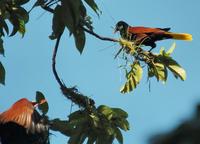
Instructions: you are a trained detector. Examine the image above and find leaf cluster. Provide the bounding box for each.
[119,41,186,94]
[50,105,129,144]
[50,0,101,53]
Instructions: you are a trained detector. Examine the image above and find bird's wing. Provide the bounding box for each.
[0,100,34,129]
[128,26,165,34]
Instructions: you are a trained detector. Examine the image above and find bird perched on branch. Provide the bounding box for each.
[0,98,49,144]
[114,21,192,50]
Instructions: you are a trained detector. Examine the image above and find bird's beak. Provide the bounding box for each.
[39,99,47,105]
[114,27,118,34]
[32,99,47,107]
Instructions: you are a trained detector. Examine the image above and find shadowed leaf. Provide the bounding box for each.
[0,62,5,85]
[84,0,101,16]
[0,38,4,56]
[73,29,86,54]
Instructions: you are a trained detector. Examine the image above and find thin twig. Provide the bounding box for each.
[41,5,54,13]
[81,26,119,42]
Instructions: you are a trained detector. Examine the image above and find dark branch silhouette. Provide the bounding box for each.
[52,33,95,109]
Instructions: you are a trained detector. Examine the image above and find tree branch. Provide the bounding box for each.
[52,34,63,87]
[52,33,95,109]
[41,5,54,13]
[81,26,119,42]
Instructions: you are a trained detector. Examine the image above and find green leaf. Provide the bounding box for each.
[9,16,19,37]
[120,61,143,93]
[68,0,81,26]
[68,125,86,144]
[36,91,49,115]
[153,62,168,82]
[50,119,73,136]
[0,17,9,35]
[68,110,84,121]
[73,29,86,54]
[50,5,65,39]
[131,62,143,83]
[87,134,97,144]
[111,108,128,119]
[14,0,30,5]
[97,105,113,120]
[18,19,25,37]
[61,0,75,33]
[68,110,88,126]
[115,119,130,131]
[114,127,123,144]
[166,42,176,56]
[167,60,186,80]
[14,7,29,23]
[0,38,4,56]
[84,0,101,16]
[0,62,5,85]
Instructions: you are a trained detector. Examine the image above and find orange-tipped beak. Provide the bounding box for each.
[39,99,47,105]
[33,99,47,107]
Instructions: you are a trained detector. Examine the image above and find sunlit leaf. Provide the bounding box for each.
[18,19,25,37]
[97,105,113,120]
[167,60,186,80]
[166,42,176,56]
[153,62,167,82]
[111,108,128,119]
[0,62,5,85]
[36,91,49,115]
[120,61,143,93]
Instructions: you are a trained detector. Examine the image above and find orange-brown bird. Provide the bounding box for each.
[0,98,49,144]
[114,21,192,49]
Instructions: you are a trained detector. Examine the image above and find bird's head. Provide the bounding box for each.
[114,21,129,34]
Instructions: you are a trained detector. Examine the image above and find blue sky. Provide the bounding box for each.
[1,0,200,144]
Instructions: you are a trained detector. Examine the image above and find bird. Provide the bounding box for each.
[0,98,49,144]
[114,21,192,50]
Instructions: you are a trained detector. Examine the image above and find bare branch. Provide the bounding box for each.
[81,26,119,42]
[52,33,95,109]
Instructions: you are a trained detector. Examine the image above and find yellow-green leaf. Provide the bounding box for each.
[166,42,176,56]
[154,62,167,82]
[168,63,186,80]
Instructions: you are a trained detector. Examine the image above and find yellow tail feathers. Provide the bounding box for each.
[165,32,193,41]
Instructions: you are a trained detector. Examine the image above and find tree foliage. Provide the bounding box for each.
[0,0,188,143]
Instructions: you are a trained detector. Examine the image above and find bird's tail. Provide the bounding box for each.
[165,32,192,41]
